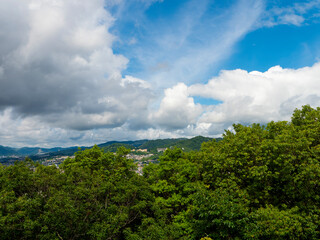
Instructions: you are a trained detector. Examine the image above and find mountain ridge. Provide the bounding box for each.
[0,136,219,161]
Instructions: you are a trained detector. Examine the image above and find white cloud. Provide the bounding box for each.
[259,0,320,27]
[0,0,153,132]
[278,14,304,26]
[151,83,202,130]
[0,0,156,146]
[188,62,320,133]
[120,75,151,89]
[2,61,320,147]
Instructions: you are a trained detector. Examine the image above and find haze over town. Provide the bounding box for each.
[1,0,320,147]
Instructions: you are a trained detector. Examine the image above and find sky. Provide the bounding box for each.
[1,0,320,147]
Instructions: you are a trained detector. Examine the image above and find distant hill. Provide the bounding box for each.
[98,140,148,149]
[0,136,218,163]
[28,147,84,161]
[0,145,84,159]
[169,136,214,151]
[98,138,186,153]
[100,143,135,153]
[138,138,185,150]
[16,147,66,156]
[0,146,17,156]
[99,136,216,153]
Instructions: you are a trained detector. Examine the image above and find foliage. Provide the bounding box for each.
[0,146,152,239]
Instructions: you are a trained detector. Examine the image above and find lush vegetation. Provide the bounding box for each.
[1,105,320,239]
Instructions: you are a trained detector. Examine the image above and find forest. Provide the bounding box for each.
[1,105,320,239]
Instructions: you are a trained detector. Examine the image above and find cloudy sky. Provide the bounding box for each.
[1,0,320,147]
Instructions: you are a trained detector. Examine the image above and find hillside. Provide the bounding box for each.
[138,138,186,150]
[98,139,148,149]
[0,136,216,164]
[0,146,17,156]
[99,136,215,153]
[169,136,215,151]
[0,146,77,157]
[100,143,135,153]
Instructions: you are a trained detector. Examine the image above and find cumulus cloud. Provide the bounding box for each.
[0,0,152,133]
[188,62,320,134]
[151,83,202,130]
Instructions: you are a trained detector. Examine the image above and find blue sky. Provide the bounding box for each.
[110,0,320,83]
[1,0,320,147]
[226,22,320,71]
